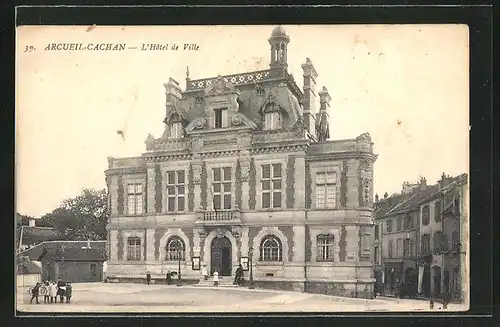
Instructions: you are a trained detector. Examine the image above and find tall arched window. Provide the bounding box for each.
[260,235,282,261]
[166,236,185,261]
[317,234,335,261]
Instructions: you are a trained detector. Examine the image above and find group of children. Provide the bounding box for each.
[29,279,72,304]
[201,264,244,287]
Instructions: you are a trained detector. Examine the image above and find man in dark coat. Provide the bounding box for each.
[166,271,172,285]
[146,272,151,285]
[65,282,73,303]
[234,264,244,286]
[57,279,66,303]
[30,282,41,304]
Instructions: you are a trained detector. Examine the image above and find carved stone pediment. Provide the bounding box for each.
[204,75,239,97]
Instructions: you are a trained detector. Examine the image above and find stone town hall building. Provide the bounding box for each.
[105,26,377,298]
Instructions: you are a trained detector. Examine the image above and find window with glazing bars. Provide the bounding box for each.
[213,167,232,210]
[260,235,282,261]
[317,234,335,261]
[127,237,141,261]
[261,164,282,208]
[316,172,337,208]
[166,236,185,261]
[167,170,185,212]
[127,184,143,215]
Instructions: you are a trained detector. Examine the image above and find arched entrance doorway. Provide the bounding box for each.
[211,236,232,276]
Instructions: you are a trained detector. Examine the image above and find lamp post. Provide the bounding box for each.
[177,248,182,282]
[248,245,254,289]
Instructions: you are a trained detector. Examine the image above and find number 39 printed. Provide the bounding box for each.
[24,45,35,52]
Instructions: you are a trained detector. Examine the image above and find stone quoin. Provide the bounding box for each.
[104,26,378,299]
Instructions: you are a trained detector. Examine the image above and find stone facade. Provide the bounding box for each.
[104,26,377,299]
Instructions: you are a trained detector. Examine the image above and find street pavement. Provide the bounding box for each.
[16,283,467,313]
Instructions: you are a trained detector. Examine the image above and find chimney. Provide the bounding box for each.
[315,86,331,142]
[28,218,36,227]
[420,176,427,188]
[375,193,379,203]
[301,58,318,137]
[163,78,182,121]
[384,192,389,199]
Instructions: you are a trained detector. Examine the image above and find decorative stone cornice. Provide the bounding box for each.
[250,143,309,155]
[200,150,240,158]
[306,151,377,162]
[105,167,147,176]
[143,153,192,162]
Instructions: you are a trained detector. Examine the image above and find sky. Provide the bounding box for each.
[16,25,469,217]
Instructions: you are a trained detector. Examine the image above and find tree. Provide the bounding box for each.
[41,188,109,241]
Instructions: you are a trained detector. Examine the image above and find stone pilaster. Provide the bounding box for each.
[294,154,305,209]
[345,226,360,261]
[240,227,249,258]
[292,226,305,262]
[240,151,251,211]
[146,228,155,262]
[147,164,155,214]
[193,228,201,258]
[154,164,162,213]
[110,230,118,262]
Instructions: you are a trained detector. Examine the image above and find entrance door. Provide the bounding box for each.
[211,236,232,276]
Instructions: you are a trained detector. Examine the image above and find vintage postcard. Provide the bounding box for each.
[16,24,469,314]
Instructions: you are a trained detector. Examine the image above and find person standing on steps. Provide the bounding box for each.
[213,270,219,287]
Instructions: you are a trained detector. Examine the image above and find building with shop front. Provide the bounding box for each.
[104,26,378,298]
[374,173,468,302]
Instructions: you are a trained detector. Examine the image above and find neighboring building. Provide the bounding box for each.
[375,173,468,303]
[37,240,107,283]
[418,173,468,302]
[17,256,41,287]
[105,26,378,298]
[16,218,60,253]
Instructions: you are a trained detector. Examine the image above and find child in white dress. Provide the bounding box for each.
[213,270,219,286]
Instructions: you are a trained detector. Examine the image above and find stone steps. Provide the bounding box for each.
[194,277,240,288]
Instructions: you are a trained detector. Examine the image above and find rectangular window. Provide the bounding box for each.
[90,264,96,277]
[454,196,460,214]
[317,234,335,261]
[316,172,337,208]
[374,246,380,264]
[214,108,229,128]
[127,237,141,261]
[387,219,393,233]
[169,122,183,139]
[421,234,431,255]
[422,205,430,225]
[433,231,442,254]
[127,184,143,215]
[375,225,379,240]
[403,238,412,258]
[264,112,282,130]
[397,238,403,258]
[397,216,402,231]
[167,170,185,212]
[261,164,282,209]
[451,231,460,251]
[434,200,441,222]
[213,167,232,210]
[388,240,394,258]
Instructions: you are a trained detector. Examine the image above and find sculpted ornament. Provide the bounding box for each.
[186,117,207,132]
[145,134,155,151]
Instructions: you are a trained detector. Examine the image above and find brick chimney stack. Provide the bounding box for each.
[384,192,389,199]
[301,58,318,138]
[375,193,379,203]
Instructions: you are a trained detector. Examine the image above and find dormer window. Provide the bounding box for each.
[169,122,183,139]
[214,107,229,128]
[264,112,282,130]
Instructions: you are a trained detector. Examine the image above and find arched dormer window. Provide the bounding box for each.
[259,235,282,261]
[168,113,184,139]
[166,236,185,261]
[263,102,282,130]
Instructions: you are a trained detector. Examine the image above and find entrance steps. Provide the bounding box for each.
[193,276,240,288]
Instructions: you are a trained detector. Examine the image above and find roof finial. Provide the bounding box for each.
[186,66,190,79]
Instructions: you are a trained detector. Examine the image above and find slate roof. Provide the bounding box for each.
[20,241,107,261]
[389,184,440,215]
[374,193,411,220]
[38,245,106,262]
[177,84,302,129]
[17,226,61,248]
